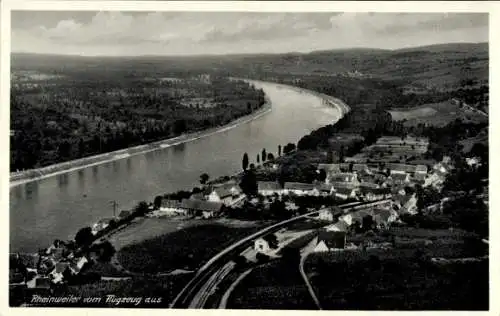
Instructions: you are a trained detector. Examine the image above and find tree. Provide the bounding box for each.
[263,234,279,249]
[362,215,374,232]
[75,227,94,247]
[318,169,327,182]
[134,201,149,216]
[262,148,267,162]
[256,154,260,164]
[283,143,296,154]
[200,173,210,185]
[240,169,258,196]
[242,152,249,171]
[153,195,163,210]
[267,153,275,161]
[278,145,282,156]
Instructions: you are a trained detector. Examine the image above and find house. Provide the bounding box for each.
[390,173,411,185]
[258,181,282,196]
[50,262,70,284]
[424,172,445,188]
[334,187,358,200]
[254,238,271,253]
[314,230,346,252]
[326,219,349,232]
[92,218,114,234]
[466,157,482,167]
[318,207,342,222]
[394,193,418,215]
[283,182,318,196]
[360,187,392,201]
[317,163,341,174]
[327,172,358,185]
[415,164,428,174]
[314,183,335,196]
[69,257,88,274]
[254,234,279,253]
[373,209,399,228]
[386,163,417,175]
[352,163,371,174]
[413,172,427,183]
[207,185,240,206]
[180,199,223,218]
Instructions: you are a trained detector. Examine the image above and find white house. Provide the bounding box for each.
[283,182,318,196]
[254,238,270,253]
[334,187,358,200]
[207,184,241,206]
[314,230,346,252]
[318,207,342,222]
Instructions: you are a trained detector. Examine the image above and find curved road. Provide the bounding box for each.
[170,200,377,309]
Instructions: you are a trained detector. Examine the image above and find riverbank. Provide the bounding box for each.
[10,102,272,188]
[241,78,351,116]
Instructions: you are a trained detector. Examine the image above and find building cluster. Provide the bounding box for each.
[9,240,91,292]
[151,182,245,219]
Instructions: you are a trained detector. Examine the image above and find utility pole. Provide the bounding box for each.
[110,200,118,218]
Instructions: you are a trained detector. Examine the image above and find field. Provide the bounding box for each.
[303,227,489,310]
[117,223,264,273]
[388,100,487,127]
[227,261,316,310]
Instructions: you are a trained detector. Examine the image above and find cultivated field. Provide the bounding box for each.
[388,100,487,127]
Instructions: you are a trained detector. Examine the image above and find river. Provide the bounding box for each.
[9,81,344,253]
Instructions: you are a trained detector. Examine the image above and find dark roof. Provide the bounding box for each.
[318,230,346,249]
[335,187,356,195]
[180,199,223,212]
[212,187,233,198]
[330,181,358,189]
[359,182,380,189]
[284,182,315,191]
[391,173,409,181]
[53,262,70,274]
[35,277,52,289]
[387,163,416,173]
[258,181,282,191]
[118,210,131,218]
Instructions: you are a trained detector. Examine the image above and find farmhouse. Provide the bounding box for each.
[258,181,283,196]
[314,230,346,252]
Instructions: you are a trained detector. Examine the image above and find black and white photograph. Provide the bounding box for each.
[4,1,493,311]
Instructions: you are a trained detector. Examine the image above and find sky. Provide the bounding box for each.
[11,11,489,56]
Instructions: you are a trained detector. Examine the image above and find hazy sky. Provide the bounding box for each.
[11,12,489,56]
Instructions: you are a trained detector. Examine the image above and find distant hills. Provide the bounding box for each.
[11,42,488,90]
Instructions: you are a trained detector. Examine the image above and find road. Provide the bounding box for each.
[170,199,384,309]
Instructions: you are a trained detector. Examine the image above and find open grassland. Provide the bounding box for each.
[388,100,487,127]
[227,261,316,310]
[117,223,265,274]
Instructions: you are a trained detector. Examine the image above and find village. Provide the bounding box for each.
[11,131,486,296]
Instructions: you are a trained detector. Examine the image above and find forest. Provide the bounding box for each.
[10,71,265,171]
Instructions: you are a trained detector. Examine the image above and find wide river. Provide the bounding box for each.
[10,81,343,253]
